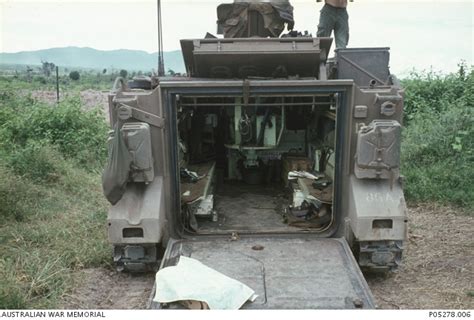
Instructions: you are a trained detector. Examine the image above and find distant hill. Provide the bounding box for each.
[0,47,185,73]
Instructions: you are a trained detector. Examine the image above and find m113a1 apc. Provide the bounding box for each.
[102,0,407,309]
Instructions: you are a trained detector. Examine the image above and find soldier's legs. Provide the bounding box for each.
[317,4,336,38]
[334,9,349,49]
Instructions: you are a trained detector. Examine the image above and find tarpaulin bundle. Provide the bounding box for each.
[102,123,132,205]
[217,1,294,38]
[153,256,258,309]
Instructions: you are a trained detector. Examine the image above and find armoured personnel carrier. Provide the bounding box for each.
[103,0,407,309]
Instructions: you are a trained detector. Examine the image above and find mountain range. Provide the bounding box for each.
[0,47,185,73]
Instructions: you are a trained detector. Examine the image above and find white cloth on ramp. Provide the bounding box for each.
[153,256,257,310]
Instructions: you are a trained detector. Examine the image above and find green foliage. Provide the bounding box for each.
[69,70,80,81]
[401,63,474,208]
[7,141,66,183]
[34,76,47,84]
[0,90,110,308]
[0,68,116,92]
[402,62,472,121]
[0,88,109,218]
[0,165,43,222]
[0,94,108,169]
[0,170,109,308]
[41,61,56,78]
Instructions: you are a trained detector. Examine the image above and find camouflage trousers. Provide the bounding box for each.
[317,4,349,49]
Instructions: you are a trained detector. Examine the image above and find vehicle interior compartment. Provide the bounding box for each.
[177,94,338,234]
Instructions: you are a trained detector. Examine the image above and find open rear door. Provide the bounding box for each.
[152,237,375,309]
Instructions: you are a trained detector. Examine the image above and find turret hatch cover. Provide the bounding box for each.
[180,37,333,78]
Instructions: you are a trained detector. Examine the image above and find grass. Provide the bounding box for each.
[400,63,474,209]
[0,170,110,308]
[0,90,110,308]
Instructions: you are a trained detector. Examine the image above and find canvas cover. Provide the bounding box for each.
[102,124,132,205]
[154,256,257,309]
[217,1,294,38]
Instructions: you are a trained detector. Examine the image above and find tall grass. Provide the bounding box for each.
[401,63,474,209]
[0,91,110,308]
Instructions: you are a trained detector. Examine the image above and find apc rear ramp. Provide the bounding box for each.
[152,237,375,309]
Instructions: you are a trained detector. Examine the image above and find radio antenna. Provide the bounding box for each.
[157,0,165,76]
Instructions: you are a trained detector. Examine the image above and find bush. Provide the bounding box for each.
[0,89,110,308]
[34,76,47,84]
[401,64,474,208]
[402,62,472,123]
[0,94,108,169]
[0,165,43,222]
[7,141,65,183]
[69,71,80,81]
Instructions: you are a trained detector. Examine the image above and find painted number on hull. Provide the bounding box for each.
[366,192,395,202]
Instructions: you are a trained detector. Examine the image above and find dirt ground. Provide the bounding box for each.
[61,205,473,310]
[60,269,154,309]
[368,204,473,309]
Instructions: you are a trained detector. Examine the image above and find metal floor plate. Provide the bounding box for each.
[198,183,301,233]
[156,237,375,309]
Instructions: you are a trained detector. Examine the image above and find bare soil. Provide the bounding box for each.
[61,205,473,310]
[60,269,154,309]
[368,204,473,309]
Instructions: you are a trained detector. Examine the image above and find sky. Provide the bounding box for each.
[0,0,473,75]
